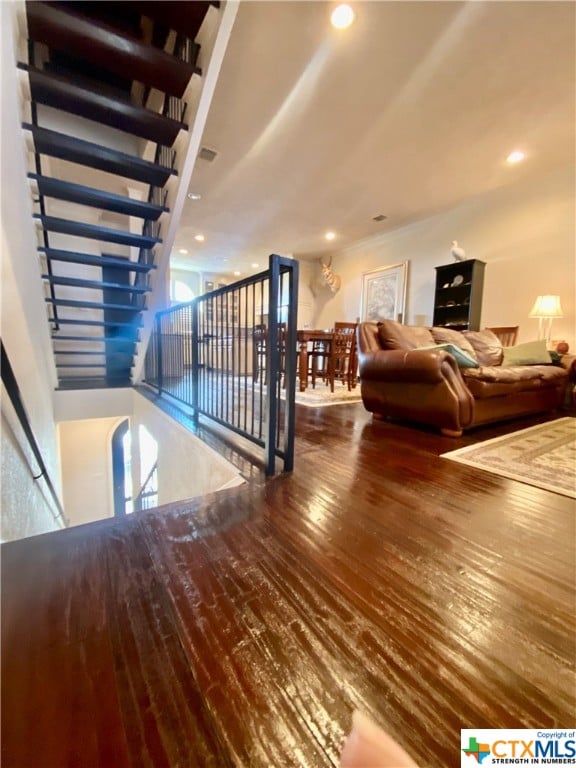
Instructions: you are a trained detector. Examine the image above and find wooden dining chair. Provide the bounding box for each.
[326,325,358,392]
[253,323,287,386]
[309,323,358,389]
[486,326,519,347]
[309,337,331,388]
[252,324,267,383]
[335,322,358,388]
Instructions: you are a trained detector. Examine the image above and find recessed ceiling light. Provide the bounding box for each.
[251,263,260,268]
[178,248,188,254]
[194,234,205,242]
[325,231,336,241]
[331,4,355,29]
[233,271,241,276]
[506,150,525,164]
[187,192,201,200]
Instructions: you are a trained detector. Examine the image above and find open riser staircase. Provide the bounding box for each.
[20,1,217,389]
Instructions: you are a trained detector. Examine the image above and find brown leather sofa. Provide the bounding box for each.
[357,320,569,436]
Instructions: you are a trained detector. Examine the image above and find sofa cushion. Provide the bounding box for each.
[430,327,477,359]
[418,343,479,368]
[501,339,552,366]
[462,363,567,398]
[377,319,435,350]
[464,329,503,366]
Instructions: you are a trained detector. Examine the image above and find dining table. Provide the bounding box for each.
[296,329,334,392]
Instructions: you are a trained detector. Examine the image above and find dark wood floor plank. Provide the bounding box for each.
[140,509,338,767]
[102,526,232,768]
[2,406,574,767]
[1,524,133,768]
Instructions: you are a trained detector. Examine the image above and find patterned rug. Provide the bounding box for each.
[442,417,576,498]
[228,377,363,408]
[292,383,363,408]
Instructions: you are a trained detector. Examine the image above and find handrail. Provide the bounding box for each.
[1,341,68,527]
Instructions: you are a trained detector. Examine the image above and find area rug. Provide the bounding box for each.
[231,377,363,408]
[441,417,576,498]
[291,384,363,408]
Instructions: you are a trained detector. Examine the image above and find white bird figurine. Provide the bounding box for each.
[451,240,466,261]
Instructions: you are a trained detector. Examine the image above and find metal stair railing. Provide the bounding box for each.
[142,254,298,476]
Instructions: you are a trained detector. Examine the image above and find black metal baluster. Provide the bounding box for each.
[156,314,163,394]
[191,299,199,425]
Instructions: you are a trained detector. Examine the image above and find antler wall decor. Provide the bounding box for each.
[319,255,341,294]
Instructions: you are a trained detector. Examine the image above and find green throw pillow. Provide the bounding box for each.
[501,340,552,366]
[418,343,479,368]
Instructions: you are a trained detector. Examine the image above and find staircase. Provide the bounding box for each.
[20,1,217,389]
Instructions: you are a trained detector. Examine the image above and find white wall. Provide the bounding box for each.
[56,392,244,528]
[1,411,63,541]
[58,417,124,527]
[314,165,575,345]
[53,388,134,422]
[170,267,202,299]
[131,392,244,505]
[295,260,317,329]
[1,2,63,541]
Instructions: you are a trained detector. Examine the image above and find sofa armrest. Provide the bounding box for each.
[359,348,461,383]
[560,353,576,376]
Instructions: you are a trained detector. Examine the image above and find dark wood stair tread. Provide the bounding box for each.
[34,214,161,249]
[21,64,187,147]
[53,349,134,356]
[48,318,143,329]
[42,274,150,293]
[26,2,197,99]
[56,378,132,389]
[24,123,176,187]
[46,297,145,312]
[30,176,167,221]
[109,1,213,44]
[51,336,138,349]
[39,248,157,273]
[55,362,132,368]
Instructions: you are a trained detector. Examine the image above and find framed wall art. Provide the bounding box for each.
[360,261,409,323]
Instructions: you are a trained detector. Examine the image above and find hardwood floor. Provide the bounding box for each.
[2,404,574,767]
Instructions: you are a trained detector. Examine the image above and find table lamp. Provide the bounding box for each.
[529,295,563,343]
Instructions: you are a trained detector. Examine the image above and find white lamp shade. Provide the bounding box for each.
[528,295,563,318]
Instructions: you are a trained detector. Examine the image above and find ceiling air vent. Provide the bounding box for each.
[198,146,218,162]
[372,214,387,222]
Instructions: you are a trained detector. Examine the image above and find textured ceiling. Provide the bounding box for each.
[168,1,574,276]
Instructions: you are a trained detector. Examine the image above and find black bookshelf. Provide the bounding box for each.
[433,259,485,331]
